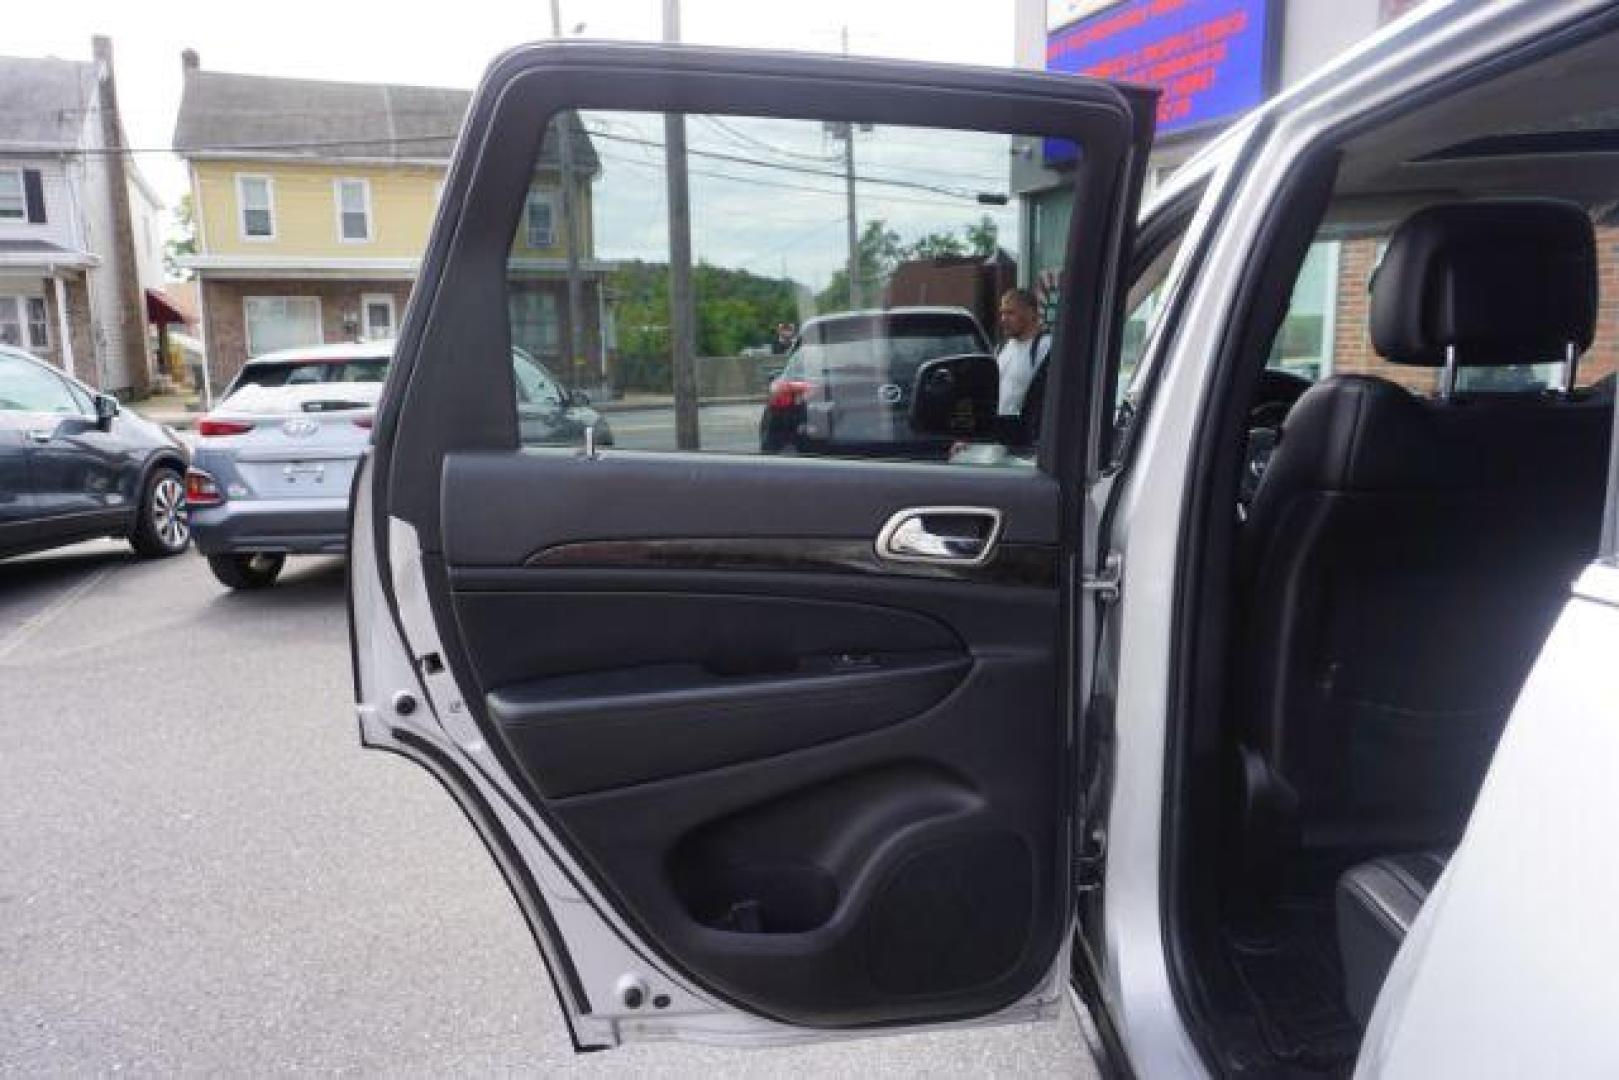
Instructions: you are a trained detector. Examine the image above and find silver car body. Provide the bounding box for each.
[189,343,384,557]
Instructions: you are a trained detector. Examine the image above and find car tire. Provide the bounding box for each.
[129,465,191,558]
[207,553,286,590]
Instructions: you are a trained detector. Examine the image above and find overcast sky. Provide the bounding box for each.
[10,0,1021,287]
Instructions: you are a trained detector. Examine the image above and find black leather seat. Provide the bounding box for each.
[1335,849,1451,1025]
[1237,201,1613,859]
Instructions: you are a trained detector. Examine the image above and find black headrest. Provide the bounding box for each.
[1370,200,1596,367]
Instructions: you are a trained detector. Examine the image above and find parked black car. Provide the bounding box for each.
[0,344,191,560]
[759,307,993,459]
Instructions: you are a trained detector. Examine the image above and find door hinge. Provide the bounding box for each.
[1082,552,1122,604]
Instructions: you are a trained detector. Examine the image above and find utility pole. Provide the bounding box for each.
[838,26,861,310]
[665,0,700,450]
[550,0,587,394]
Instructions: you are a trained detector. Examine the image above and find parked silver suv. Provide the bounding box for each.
[192,340,609,588]
[189,342,383,588]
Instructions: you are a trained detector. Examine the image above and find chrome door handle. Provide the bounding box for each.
[875,506,1003,566]
[26,429,53,443]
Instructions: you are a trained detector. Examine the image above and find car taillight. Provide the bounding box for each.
[196,417,254,437]
[767,378,815,410]
[352,415,374,430]
[185,468,225,507]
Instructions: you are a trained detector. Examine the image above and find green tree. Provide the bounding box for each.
[966,214,1000,258]
[610,260,798,392]
[164,194,197,280]
[817,219,904,310]
[905,231,968,261]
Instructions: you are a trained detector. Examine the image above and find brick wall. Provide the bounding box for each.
[1330,230,1619,391]
[199,279,413,391]
[36,275,96,388]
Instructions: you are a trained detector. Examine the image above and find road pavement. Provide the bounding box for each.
[607,402,764,453]
[0,540,1097,1076]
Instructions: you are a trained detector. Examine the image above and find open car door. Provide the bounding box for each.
[349,43,1153,1052]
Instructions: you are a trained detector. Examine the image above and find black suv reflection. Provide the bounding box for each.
[760,307,992,459]
[0,345,191,561]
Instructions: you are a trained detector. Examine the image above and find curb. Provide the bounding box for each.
[596,395,764,414]
[147,396,766,429]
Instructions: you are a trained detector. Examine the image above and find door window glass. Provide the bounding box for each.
[0,354,78,413]
[514,348,567,409]
[507,111,1089,461]
[25,297,48,349]
[1267,241,1338,382]
[362,295,395,340]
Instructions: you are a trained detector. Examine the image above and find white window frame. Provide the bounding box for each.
[0,168,25,221]
[236,174,276,241]
[0,165,23,220]
[242,295,323,357]
[360,293,396,341]
[0,295,49,350]
[525,188,559,249]
[334,177,374,243]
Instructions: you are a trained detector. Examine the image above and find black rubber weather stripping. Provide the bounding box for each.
[386,729,596,1032]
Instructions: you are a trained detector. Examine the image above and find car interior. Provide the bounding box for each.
[1163,26,1619,1076]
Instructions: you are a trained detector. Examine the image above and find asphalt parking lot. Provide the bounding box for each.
[0,540,1096,1076]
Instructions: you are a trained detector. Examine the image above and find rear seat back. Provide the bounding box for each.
[1239,200,1613,856]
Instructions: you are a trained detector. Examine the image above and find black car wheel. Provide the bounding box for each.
[129,466,191,557]
[207,553,286,590]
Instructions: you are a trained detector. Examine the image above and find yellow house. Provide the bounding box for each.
[172,50,609,392]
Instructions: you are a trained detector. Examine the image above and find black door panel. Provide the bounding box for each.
[449,588,965,688]
[441,451,1061,565]
[488,649,971,797]
[544,647,1062,1026]
[437,450,1068,1024]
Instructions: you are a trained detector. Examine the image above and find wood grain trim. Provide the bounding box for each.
[525,537,1059,588]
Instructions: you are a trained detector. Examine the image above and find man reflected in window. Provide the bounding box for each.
[995,288,1051,446]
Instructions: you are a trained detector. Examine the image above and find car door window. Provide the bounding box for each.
[0,354,79,414]
[508,111,1066,462]
[512,349,566,410]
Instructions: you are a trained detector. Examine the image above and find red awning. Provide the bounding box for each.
[145,287,192,326]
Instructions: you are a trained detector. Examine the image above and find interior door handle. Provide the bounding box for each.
[875,506,1003,566]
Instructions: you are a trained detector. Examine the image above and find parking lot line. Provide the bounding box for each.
[0,567,109,663]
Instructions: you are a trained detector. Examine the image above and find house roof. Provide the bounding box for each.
[172,68,599,171]
[0,238,98,269]
[0,56,95,149]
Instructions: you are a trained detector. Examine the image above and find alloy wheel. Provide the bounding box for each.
[152,474,190,550]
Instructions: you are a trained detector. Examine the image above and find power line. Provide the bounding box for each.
[698,116,838,164]
[694,114,1009,188]
[43,125,1011,204]
[586,126,1000,202]
[596,146,995,211]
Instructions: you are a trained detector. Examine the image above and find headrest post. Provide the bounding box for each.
[1562,341,1579,397]
[1440,344,1458,400]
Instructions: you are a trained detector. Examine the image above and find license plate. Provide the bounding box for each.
[283,461,329,484]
